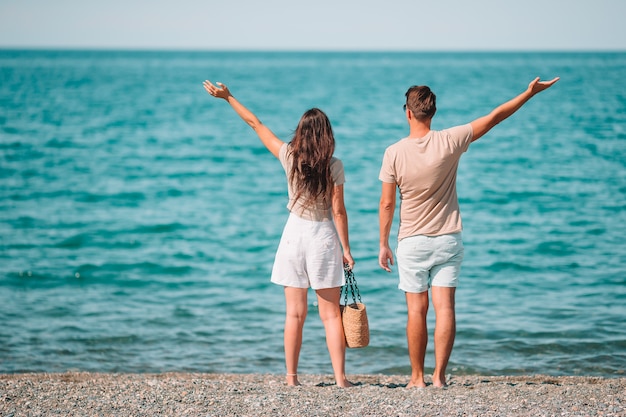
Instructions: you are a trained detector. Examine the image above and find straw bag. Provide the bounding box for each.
[340,265,370,348]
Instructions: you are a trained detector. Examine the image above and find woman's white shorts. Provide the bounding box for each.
[271,213,344,290]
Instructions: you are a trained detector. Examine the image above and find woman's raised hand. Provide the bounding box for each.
[203,80,231,100]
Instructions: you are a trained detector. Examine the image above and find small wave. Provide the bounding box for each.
[8,190,69,201]
[54,233,90,249]
[0,166,17,178]
[485,261,536,272]
[44,138,76,148]
[172,307,196,318]
[162,188,184,197]
[131,222,188,234]
[74,191,146,204]
[5,270,58,285]
[585,227,606,236]
[2,126,21,135]
[52,232,142,250]
[9,215,39,228]
[505,190,551,200]
[78,261,195,277]
[534,240,572,256]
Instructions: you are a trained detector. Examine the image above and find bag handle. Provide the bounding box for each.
[342,264,363,306]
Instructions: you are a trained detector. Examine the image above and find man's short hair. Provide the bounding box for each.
[405,86,437,121]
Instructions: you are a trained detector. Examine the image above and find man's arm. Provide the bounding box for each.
[379,181,397,272]
[470,77,559,142]
[203,80,284,158]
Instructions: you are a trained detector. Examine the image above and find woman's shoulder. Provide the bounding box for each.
[330,156,345,185]
[330,155,344,168]
[279,142,290,161]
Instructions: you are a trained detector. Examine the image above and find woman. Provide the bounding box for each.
[203,80,355,387]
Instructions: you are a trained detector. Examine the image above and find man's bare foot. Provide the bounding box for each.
[432,374,448,388]
[406,379,427,388]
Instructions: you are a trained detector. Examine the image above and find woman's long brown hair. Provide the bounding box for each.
[288,108,335,209]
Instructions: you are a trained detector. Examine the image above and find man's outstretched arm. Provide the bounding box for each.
[470,77,559,142]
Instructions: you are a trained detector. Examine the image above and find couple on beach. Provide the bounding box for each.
[203,76,559,388]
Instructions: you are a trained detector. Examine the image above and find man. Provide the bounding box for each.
[378,77,559,388]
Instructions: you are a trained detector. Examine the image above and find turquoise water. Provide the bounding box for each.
[1,50,625,377]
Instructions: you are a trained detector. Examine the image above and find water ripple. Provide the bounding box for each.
[1,50,625,377]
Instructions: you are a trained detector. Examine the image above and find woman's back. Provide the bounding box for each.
[279,143,344,221]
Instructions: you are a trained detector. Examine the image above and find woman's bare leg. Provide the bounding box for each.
[284,286,308,386]
[316,287,353,388]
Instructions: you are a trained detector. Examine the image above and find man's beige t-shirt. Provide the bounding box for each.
[379,124,473,240]
[279,143,345,222]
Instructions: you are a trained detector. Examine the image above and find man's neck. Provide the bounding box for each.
[408,120,431,139]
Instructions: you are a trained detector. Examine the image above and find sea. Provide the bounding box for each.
[1,50,625,378]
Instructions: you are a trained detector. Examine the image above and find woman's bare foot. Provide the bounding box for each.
[336,378,355,388]
[286,374,301,386]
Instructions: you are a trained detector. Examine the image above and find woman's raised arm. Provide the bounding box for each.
[203,80,284,158]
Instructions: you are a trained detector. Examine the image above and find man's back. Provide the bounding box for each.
[379,124,473,239]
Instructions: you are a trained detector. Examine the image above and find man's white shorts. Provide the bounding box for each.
[396,233,464,293]
[271,213,344,290]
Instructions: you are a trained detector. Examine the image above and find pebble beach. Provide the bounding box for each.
[1,373,624,416]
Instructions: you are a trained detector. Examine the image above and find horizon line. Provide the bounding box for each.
[1,46,625,54]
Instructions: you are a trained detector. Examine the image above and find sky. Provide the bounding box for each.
[0,0,625,51]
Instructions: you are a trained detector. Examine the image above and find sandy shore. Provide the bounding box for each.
[1,373,624,416]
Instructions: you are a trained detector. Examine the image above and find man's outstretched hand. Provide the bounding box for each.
[528,77,560,96]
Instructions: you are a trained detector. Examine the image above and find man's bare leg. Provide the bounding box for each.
[431,286,456,388]
[405,291,429,388]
